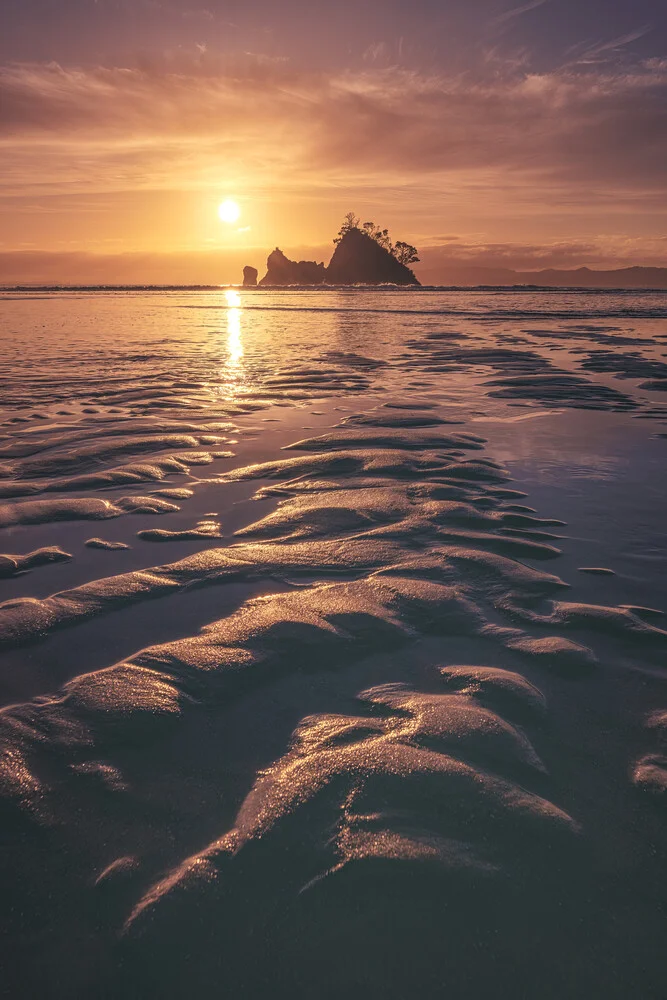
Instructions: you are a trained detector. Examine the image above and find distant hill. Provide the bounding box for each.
[414,264,667,288]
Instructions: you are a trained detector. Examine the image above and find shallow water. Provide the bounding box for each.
[1,288,667,998]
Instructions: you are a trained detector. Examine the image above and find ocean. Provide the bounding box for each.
[1,286,667,998]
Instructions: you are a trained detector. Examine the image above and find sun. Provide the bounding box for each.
[218,199,241,224]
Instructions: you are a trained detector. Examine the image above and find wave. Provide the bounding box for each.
[182,303,667,319]
[3,285,667,322]
[3,283,667,295]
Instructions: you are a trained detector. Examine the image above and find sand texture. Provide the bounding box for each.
[1,287,666,998]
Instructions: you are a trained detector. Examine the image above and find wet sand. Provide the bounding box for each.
[1,288,667,998]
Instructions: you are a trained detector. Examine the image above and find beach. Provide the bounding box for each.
[1,285,667,997]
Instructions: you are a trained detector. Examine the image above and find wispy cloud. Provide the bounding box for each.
[566,26,652,66]
[1,59,666,193]
[492,0,549,26]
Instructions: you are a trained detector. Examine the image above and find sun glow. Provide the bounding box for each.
[218,199,241,224]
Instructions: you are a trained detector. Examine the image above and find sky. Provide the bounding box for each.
[1,0,666,283]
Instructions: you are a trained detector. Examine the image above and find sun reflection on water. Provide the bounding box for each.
[221,288,245,396]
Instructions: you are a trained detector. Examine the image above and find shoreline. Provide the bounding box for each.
[4,283,667,293]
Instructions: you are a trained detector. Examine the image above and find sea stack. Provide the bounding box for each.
[242,265,258,286]
[259,248,327,286]
[257,222,421,286]
[327,227,419,285]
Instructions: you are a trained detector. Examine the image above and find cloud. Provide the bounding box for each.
[492,0,549,26]
[182,8,216,21]
[421,237,601,268]
[0,57,665,235]
[0,248,258,285]
[566,26,653,66]
[413,233,667,278]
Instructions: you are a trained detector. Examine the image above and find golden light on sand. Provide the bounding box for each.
[227,310,243,366]
[218,199,241,224]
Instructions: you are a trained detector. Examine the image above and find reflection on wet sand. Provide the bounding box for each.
[221,289,245,397]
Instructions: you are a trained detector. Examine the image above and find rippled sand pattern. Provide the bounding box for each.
[1,288,667,998]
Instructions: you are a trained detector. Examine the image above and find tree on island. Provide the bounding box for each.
[333,212,360,243]
[362,222,392,251]
[393,241,420,265]
[333,212,419,266]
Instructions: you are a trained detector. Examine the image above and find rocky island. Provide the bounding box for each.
[250,213,420,286]
[258,249,327,285]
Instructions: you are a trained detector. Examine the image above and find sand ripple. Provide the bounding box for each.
[1,291,666,998]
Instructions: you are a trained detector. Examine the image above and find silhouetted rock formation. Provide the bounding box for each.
[327,227,419,285]
[258,229,420,286]
[242,265,258,286]
[259,248,327,286]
